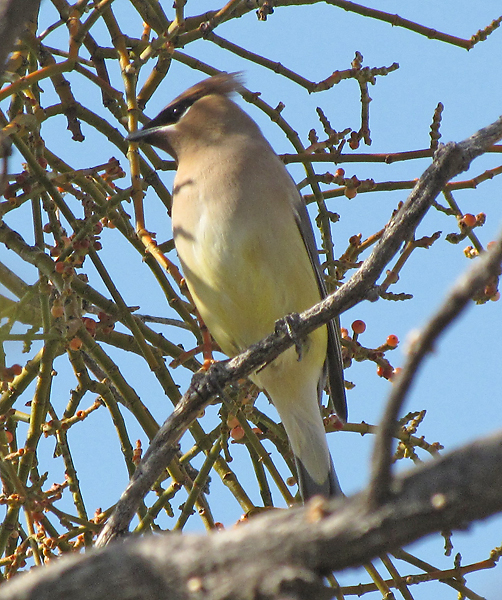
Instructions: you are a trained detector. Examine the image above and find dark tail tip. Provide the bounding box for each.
[295,456,342,502]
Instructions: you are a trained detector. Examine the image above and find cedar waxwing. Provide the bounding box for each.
[127,73,347,500]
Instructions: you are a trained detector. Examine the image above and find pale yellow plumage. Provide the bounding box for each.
[127,74,346,499]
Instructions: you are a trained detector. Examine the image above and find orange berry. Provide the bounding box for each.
[340,327,349,338]
[391,367,402,380]
[3,185,16,200]
[230,425,245,441]
[377,364,393,379]
[334,168,345,179]
[484,284,498,297]
[487,241,497,251]
[491,292,500,302]
[1,368,14,383]
[54,261,65,274]
[351,320,366,334]
[226,415,239,429]
[82,317,97,333]
[386,334,399,348]
[51,305,64,318]
[349,138,359,150]
[460,213,476,228]
[69,337,82,351]
[10,364,22,376]
[5,431,13,444]
[344,186,357,199]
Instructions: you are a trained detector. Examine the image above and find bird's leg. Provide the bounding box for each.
[275,312,306,361]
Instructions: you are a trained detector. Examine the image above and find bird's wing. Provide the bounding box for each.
[289,185,348,422]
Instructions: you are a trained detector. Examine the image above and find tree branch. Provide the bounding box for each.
[3,431,502,600]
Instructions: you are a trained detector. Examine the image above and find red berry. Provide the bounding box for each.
[51,304,64,318]
[386,334,399,348]
[461,213,476,228]
[69,337,82,351]
[3,186,16,200]
[10,364,22,376]
[226,415,239,429]
[230,426,245,441]
[54,261,65,274]
[1,368,15,383]
[377,364,393,380]
[351,320,366,334]
[485,284,498,297]
[82,318,97,333]
[391,367,402,380]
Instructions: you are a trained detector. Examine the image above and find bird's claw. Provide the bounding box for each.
[275,313,305,361]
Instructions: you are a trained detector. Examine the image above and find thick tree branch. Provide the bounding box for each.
[0,0,41,77]
[96,114,502,547]
[3,431,502,600]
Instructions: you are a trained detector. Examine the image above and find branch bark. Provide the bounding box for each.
[2,430,502,600]
[0,0,41,78]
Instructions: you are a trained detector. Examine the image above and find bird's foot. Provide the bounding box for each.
[275,312,305,361]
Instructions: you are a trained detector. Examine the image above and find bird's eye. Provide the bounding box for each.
[168,100,193,123]
[144,96,198,131]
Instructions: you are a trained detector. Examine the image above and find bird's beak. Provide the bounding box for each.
[126,125,159,143]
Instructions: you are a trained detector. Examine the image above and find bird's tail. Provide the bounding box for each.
[277,396,342,501]
[295,455,342,499]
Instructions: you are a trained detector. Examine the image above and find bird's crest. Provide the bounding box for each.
[141,72,244,131]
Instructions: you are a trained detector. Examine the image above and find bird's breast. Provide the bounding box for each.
[171,151,326,363]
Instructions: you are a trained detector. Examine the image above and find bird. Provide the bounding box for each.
[127,73,347,501]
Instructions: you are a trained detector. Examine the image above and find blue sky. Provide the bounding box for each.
[1,2,501,597]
